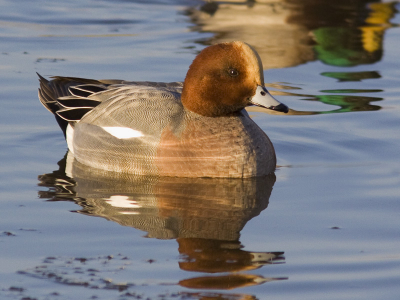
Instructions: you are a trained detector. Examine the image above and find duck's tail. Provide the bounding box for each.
[37,73,106,137]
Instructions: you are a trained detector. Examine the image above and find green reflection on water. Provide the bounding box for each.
[312,2,396,67]
[321,71,381,82]
[312,95,383,113]
[313,27,382,67]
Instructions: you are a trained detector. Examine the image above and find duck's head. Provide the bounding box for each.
[181,41,289,117]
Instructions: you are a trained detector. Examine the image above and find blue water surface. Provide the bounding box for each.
[1,1,400,299]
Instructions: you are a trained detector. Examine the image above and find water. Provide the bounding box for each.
[1,0,400,299]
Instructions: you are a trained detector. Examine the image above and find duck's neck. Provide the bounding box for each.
[181,80,246,117]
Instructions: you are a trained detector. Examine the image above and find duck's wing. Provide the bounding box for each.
[70,87,185,174]
[37,73,183,136]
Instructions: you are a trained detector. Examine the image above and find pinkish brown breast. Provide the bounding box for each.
[156,111,276,178]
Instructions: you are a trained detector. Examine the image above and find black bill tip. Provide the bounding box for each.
[271,103,289,113]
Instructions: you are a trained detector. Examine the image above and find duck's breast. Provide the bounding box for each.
[156,110,276,178]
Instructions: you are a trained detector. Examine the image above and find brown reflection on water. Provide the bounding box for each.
[178,238,282,273]
[185,0,396,68]
[181,291,258,300]
[180,273,286,290]
[38,154,286,291]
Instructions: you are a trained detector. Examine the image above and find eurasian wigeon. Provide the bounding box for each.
[38,41,288,178]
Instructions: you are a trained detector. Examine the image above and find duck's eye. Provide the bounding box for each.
[228,68,239,77]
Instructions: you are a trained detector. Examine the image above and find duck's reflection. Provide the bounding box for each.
[186,0,397,68]
[38,154,286,291]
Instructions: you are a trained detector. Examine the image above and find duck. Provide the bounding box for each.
[38,41,288,178]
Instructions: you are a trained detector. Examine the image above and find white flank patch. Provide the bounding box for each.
[65,151,75,178]
[250,252,277,262]
[66,124,75,154]
[102,126,144,139]
[120,211,140,215]
[103,195,142,208]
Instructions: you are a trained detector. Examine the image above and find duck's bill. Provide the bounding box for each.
[250,86,289,113]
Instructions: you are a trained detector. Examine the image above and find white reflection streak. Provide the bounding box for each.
[103,195,141,208]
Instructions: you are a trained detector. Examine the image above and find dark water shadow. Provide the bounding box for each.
[37,153,286,293]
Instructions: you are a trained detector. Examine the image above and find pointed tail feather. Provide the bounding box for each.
[37,73,106,137]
